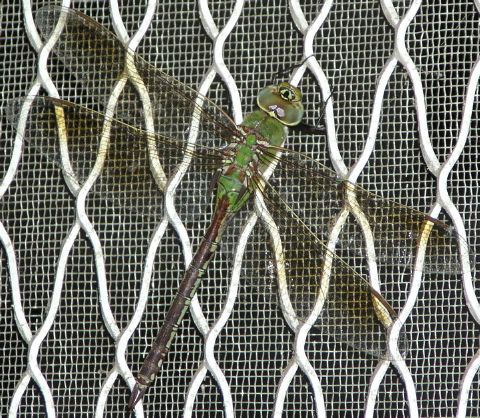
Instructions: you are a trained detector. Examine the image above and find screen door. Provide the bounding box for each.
[1,1,479,416]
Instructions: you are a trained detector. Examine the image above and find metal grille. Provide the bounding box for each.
[1,1,479,417]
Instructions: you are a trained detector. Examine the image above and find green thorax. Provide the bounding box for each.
[215,82,305,214]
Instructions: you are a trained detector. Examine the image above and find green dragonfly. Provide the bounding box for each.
[16,6,466,411]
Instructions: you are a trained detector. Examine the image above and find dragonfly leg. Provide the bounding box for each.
[269,55,314,85]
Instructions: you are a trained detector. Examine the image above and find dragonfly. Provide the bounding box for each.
[14,5,467,411]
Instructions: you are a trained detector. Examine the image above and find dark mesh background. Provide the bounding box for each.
[1,1,479,417]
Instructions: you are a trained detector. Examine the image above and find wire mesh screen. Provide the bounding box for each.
[1,1,479,417]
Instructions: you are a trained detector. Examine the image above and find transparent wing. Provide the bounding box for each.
[261,146,469,276]
[256,179,404,359]
[254,147,470,358]
[35,6,240,146]
[7,96,227,219]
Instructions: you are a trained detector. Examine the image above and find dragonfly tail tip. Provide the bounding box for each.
[128,383,147,411]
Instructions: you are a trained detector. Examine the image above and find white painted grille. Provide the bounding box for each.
[1,1,479,416]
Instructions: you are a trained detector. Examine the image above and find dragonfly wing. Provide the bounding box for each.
[253,146,470,359]
[255,173,403,360]
[7,96,225,219]
[260,146,469,278]
[34,6,241,148]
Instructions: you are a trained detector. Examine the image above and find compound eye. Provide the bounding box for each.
[279,87,294,101]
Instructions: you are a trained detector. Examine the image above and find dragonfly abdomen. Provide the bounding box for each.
[130,196,233,408]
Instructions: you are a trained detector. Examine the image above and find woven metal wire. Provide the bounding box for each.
[1,1,479,417]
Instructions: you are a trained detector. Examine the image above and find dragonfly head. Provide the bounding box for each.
[257,82,304,126]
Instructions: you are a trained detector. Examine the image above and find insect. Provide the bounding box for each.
[14,6,467,411]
